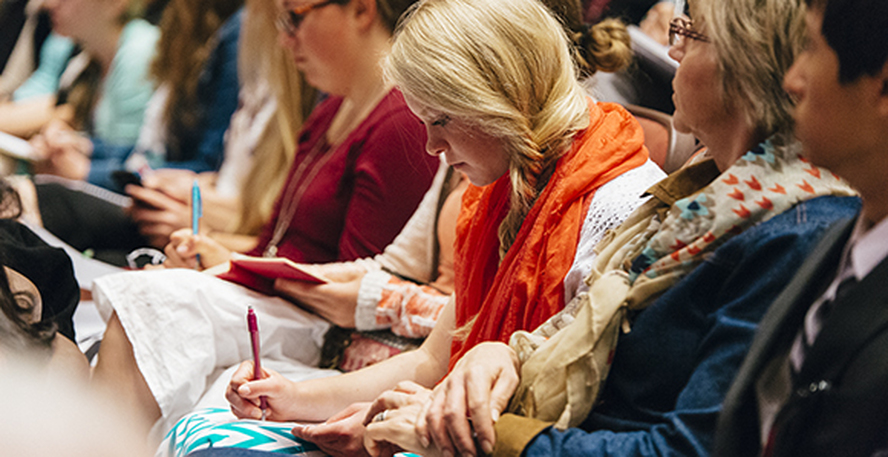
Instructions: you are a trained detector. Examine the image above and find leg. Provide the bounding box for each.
[92,311,161,435]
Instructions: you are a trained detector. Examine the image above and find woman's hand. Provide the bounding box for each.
[274,276,364,328]
[41,146,91,180]
[163,228,231,270]
[363,381,440,457]
[225,360,301,421]
[127,185,190,248]
[30,121,93,180]
[30,120,93,180]
[418,342,520,456]
[140,169,201,202]
[311,263,369,283]
[291,402,374,457]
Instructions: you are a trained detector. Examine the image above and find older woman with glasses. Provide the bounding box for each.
[89,0,438,440]
[359,0,861,456]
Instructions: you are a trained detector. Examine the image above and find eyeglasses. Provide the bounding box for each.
[668,17,710,46]
[275,0,338,35]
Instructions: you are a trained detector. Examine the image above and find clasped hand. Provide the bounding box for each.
[364,342,521,457]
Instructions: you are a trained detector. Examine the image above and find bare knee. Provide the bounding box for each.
[91,311,161,431]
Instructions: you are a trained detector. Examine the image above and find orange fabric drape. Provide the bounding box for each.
[449,101,649,369]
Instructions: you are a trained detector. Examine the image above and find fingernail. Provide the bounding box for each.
[419,436,430,448]
[482,440,494,454]
[491,410,500,422]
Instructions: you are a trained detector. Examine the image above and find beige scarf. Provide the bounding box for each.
[507,137,856,429]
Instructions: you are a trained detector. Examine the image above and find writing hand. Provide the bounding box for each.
[164,228,231,270]
[225,360,299,421]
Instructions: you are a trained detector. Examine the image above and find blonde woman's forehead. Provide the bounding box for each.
[403,93,442,119]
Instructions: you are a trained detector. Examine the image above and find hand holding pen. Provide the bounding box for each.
[191,180,202,269]
[247,306,269,420]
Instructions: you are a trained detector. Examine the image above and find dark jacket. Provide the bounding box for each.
[714,215,888,457]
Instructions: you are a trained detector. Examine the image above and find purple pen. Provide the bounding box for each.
[247,306,268,420]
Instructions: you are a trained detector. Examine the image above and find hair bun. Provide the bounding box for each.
[572,18,633,75]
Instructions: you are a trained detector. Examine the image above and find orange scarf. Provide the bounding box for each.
[449,101,649,369]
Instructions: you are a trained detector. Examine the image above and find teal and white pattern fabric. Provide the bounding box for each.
[159,408,325,457]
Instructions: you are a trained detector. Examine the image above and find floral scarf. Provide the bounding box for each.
[508,137,857,428]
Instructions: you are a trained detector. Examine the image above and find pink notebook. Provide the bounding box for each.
[217,255,329,294]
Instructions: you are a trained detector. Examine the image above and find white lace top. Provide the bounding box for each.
[562,159,667,301]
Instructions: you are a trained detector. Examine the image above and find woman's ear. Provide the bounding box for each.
[351,0,379,31]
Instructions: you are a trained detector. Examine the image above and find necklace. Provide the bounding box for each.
[263,136,336,257]
[262,88,391,257]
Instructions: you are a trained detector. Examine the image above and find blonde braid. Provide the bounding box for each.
[497,72,587,257]
[498,136,543,259]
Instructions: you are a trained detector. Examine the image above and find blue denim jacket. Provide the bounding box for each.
[524,195,861,457]
[88,9,242,190]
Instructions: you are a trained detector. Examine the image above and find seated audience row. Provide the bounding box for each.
[6,0,882,455]
[90,0,658,452]
[159,0,876,456]
[212,1,855,457]
[90,0,441,440]
[22,0,244,264]
[358,1,885,456]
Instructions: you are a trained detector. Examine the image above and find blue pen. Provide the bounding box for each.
[192,180,202,269]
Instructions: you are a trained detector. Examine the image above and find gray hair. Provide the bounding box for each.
[692,0,806,136]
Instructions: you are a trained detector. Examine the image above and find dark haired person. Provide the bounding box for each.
[714,0,888,455]
[0,180,87,380]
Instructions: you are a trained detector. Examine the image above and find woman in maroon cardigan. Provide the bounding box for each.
[89,0,437,438]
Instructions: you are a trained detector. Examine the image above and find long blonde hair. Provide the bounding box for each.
[385,0,591,257]
[231,0,314,235]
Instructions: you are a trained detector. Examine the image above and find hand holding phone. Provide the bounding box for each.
[112,170,143,188]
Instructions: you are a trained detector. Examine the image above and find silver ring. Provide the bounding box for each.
[373,410,387,423]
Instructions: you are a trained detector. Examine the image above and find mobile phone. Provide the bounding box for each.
[112,170,142,188]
